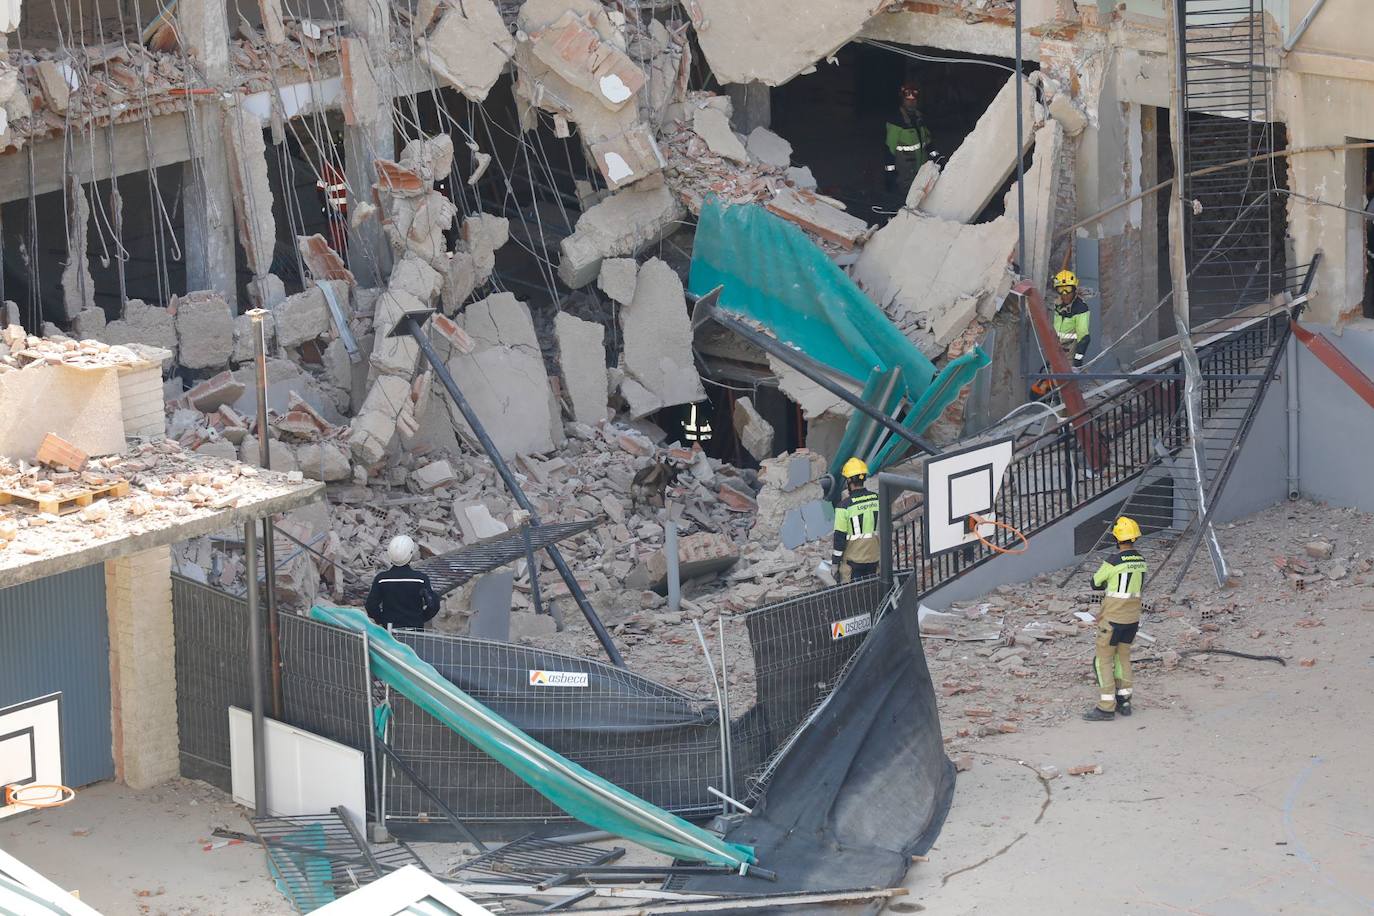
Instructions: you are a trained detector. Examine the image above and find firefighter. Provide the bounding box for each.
[678,399,714,447]
[1052,269,1092,367]
[884,80,934,204]
[365,535,441,630]
[1083,516,1147,721]
[825,458,881,584]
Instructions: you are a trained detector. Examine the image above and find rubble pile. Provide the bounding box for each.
[0,23,341,151]
[928,500,1374,757]
[0,438,312,559]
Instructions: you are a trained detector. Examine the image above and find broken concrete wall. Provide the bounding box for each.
[223,104,276,280]
[417,0,515,102]
[688,0,891,87]
[173,291,234,370]
[558,184,684,288]
[852,210,1017,357]
[1004,120,1064,296]
[555,311,610,424]
[919,73,1038,223]
[0,363,127,459]
[443,292,563,459]
[617,258,703,418]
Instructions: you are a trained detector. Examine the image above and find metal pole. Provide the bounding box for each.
[1014,0,1027,276]
[248,308,284,719]
[398,315,625,667]
[664,514,682,614]
[693,297,942,457]
[245,519,268,816]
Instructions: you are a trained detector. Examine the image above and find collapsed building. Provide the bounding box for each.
[3,0,1374,910]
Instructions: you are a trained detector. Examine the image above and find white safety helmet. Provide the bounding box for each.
[386,535,417,566]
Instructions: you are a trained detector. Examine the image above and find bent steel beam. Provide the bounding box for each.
[690,287,943,458]
[1291,321,1374,412]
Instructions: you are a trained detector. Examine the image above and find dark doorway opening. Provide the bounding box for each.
[769,41,1033,222]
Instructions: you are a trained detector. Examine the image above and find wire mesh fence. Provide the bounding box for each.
[383,633,724,829]
[719,577,888,802]
[172,575,376,814]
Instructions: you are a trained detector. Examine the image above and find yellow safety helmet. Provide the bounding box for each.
[1053,269,1079,292]
[841,457,869,479]
[1112,516,1142,542]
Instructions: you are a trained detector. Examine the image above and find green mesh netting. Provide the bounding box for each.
[308,606,756,871]
[688,198,988,471]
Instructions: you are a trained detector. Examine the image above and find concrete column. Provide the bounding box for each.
[342,0,395,287]
[105,546,179,790]
[726,82,771,134]
[178,0,237,304]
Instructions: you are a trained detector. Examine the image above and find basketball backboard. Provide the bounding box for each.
[922,437,1014,557]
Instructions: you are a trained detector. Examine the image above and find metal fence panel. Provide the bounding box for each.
[384,633,723,829]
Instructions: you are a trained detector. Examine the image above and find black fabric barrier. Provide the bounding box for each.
[677,579,955,909]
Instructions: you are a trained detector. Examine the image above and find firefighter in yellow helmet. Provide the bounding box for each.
[1052,270,1092,367]
[827,458,881,583]
[1083,516,1147,721]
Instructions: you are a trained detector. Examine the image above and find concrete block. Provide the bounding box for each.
[454,501,509,541]
[274,287,331,348]
[589,124,665,190]
[71,306,106,339]
[558,185,684,288]
[1048,93,1088,137]
[231,311,276,365]
[460,213,510,281]
[413,459,458,490]
[238,434,298,472]
[746,126,792,168]
[468,571,515,640]
[555,312,610,425]
[295,440,351,481]
[779,508,808,550]
[801,499,832,540]
[692,106,749,163]
[904,160,941,210]
[102,300,177,363]
[369,289,423,377]
[786,165,817,189]
[0,363,126,460]
[636,531,740,593]
[751,448,829,543]
[223,105,276,278]
[597,258,638,305]
[247,273,287,311]
[732,395,774,460]
[531,9,646,112]
[618,258,703,418]
[690,0,884,86]
[417,0,515,102]
[920,73,1037,223]
[349,374,412,465]
[766,187,869,249]
[185,370,246,413]
[174,292,234,369]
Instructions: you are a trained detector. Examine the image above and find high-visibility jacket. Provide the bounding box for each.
[316,162,349,215]
[884,108,931,176]
[1091,548,1147,623]
[833,487,881,565]
[1053,297,1092,364]
[682,401,713,443]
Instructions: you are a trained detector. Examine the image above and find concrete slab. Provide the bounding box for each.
[919,73,1038,224]
[555,312,610,425]
[746,126,792,168]
[467,570,515,641]
[618,258,703,417]
[692,106,749,163]
[174,292,234,370]
[417,0,515,102]
[690,0,887,87]
[558,184,684,288]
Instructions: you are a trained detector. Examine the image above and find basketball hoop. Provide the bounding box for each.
[967,514,1029,555]
[4,784,75,809]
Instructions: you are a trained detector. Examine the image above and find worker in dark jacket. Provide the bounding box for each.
[365,535,440,630]
[884,81,934,204]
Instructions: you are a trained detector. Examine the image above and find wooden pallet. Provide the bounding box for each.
[0,479,130,516]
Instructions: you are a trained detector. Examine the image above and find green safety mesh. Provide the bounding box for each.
[688,198,989,471]
[308,606,756,871]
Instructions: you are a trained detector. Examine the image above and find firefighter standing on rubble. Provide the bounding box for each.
[884,80,934,205]
[825,458,881,583]
[1083,516,1147,721]
[365,535,441,630]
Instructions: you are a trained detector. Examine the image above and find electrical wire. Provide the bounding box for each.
[858,38,1019,74]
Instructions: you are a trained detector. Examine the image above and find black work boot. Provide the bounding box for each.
[1116,694,1133,717]
[1082,706,1115,722]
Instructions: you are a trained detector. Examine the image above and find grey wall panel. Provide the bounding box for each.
[0,564,113,788]
[1295,323,1374,511]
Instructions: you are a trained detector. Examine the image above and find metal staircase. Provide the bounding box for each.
[1177,0,1282,323]
[1065,310,1291,591]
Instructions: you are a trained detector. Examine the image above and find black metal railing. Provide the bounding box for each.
[881,309,1291,601]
